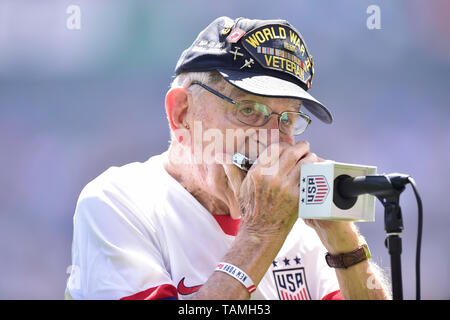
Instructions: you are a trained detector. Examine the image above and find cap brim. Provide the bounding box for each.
[217,69,333,124]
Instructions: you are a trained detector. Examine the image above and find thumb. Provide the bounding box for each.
[317,156,331,163]
[215,152,246,197]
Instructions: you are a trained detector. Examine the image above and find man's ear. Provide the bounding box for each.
[165,87,190,132]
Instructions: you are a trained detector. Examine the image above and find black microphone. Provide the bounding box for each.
[333,173,410,210]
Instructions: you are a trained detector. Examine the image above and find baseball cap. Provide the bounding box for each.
[174,16,333,124]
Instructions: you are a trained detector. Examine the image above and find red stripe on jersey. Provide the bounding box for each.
[213,215,241,236]
[120,284,178,300]
[321,290,342,300]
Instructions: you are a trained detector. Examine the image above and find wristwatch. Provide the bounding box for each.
[325,244,371,269]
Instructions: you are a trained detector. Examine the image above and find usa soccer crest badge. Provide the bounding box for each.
[273,267,311,300]
[302,175,330,205]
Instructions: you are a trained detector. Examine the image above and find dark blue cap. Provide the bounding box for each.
[175,16,333,124]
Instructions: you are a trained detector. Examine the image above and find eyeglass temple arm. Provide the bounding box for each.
[190,81,238,105]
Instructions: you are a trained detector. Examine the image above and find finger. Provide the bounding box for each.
[277,140,311,174]
[303,218,316,229]
[215,152,246,196]
[299,152,319,166]
[286,152,318,187]
[317,156,329,163]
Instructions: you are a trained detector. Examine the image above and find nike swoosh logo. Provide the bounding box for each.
[177,277,203,295]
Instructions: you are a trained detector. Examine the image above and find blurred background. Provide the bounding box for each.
[0,0,449,299]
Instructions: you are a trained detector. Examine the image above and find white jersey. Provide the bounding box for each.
[65,152,341,300]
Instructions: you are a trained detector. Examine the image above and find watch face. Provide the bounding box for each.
[363,244,372,259]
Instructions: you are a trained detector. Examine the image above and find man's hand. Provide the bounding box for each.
[189,140,321,299]
[220,141,319,245]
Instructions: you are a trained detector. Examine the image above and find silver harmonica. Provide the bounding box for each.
[232,153,255,171]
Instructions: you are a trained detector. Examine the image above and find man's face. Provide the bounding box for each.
[187,81,302,164]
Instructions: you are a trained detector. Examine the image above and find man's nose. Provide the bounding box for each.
[263,116,294,144]
[265,115,280,131]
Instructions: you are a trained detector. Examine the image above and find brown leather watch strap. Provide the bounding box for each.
[325,244,371,269]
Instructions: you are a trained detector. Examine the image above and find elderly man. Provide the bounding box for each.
[65,17,390,300]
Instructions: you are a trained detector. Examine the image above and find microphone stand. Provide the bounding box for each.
[377,187,405,300]
[319,172,413,299]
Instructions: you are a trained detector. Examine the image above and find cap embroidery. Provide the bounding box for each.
[240,58,254,69]
[229,46,244,60]
[226,27,246,43]
[241,24,314,85]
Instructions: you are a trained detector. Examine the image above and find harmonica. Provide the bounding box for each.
[232,153,255,171]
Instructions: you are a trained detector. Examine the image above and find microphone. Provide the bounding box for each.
[232,153,408,222]
[298,161,381,221]
[333,173,410,210]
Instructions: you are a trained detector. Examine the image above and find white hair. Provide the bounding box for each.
[170,71,234,99]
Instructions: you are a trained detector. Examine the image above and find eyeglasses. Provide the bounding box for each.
[190,81,311,136]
